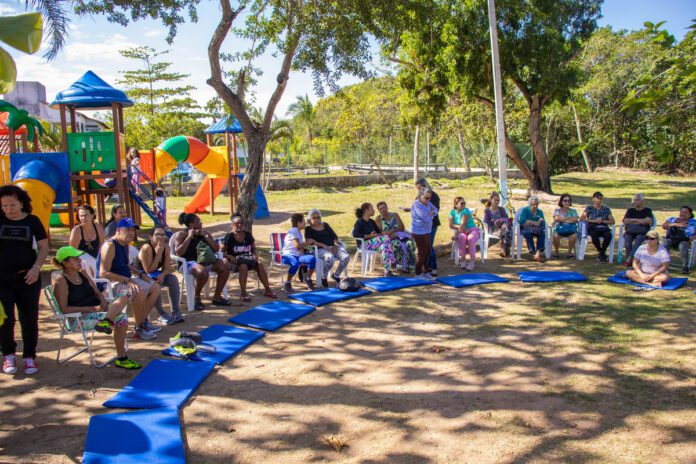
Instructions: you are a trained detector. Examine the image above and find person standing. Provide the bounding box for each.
[416,178,441,276]
[0,185,49,375]
[410,189,438,280]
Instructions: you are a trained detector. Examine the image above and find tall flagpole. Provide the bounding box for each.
[487,0,508,206]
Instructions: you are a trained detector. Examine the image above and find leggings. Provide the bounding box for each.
[282,254,316,276]
[456,228,480,261]
[412,233,431,275]
[0,274,41,359]
[491,221,513,256]
[363,235,396,271]
[154,273,182,319]
[665,238,691,266]
[316,245,351,279]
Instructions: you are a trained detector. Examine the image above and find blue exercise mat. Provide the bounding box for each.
[103,359,215,410]
[436,273,510,288]
[161,324,264,364]
[83,408,185,464]
[362,276,438,292]
[228,301,316,331]
[518,271,588,282]
[288,287,373,307]
[607,271,687,290]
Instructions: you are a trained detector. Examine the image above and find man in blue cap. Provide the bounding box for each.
[98,218,161,340]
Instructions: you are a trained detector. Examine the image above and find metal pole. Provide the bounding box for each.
[487,0,508,206]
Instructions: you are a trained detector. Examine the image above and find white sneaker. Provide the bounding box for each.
[430,269,438,276]
[23,357,38,375]
[3,354,17,374]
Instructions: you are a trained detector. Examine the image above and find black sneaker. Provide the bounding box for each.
[284,282,294,294]
[305,278,316,291]
[321,278,329,288]
[331,274,342,285]
[683,265,690,274]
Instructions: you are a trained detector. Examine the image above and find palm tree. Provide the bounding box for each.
[0,101,44,142]
[286,94,315,147]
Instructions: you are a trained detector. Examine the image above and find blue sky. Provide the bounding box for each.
[1,0,695,119]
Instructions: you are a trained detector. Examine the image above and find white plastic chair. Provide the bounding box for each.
[617,212,656,263]
[450,234,485,266]
[351,237,379,277]
[169,235,229,312]
[80,254,114,299]
[513,209,551,260]
[44,275,127,368]
[545,222,581,260]
[480,208,513,260]
[576,221,616,262]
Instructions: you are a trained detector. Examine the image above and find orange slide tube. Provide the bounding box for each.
[184,176,228,214]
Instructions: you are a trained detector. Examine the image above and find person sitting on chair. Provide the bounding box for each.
[138,227,183,324]
[519,195,546,262]
[375,201,415,274]
[622,193,653,266]
[483,192,512,258]
[222,214,277,302]
[625,230,671,288]
[552,193,579,259]
[304,208,351,287]
[99,218,161,340]
[172,213,232,310]
[103,204,127,239]
[53,246,141,370]
[69,205,105,259]
[282,213,316,293]
[352,203,397,277]
[449,196,480,271]
[580,192,615,262]
[663,205,695,274]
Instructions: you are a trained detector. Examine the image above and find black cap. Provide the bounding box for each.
[592,191,603,199]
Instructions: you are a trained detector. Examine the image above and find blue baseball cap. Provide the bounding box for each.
[116,217,140,229]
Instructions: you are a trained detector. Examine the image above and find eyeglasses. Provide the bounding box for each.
[562,199,571,203]
[153,233,166,237]
[310,216,321,220]
[645,237,657,241]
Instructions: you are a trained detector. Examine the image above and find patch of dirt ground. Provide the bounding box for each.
[1,254,695,463]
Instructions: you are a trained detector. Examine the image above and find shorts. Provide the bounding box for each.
[71,311,128,331]
[112,277,154,300]
[182,261,213,273]
[230,257,258,272]
[556,230,577,237]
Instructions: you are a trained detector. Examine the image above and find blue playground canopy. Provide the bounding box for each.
[205,116,243,134]
[50,71,133,109]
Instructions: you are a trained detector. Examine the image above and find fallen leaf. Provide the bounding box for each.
[322,435,348,453]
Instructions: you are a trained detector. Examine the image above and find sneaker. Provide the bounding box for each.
[466,261,475,271]
[331,274,342,285]
[305,278,316,291]
[23,358,38,375]
[134,325,157,340]
[430,269,438,276]
[173,314,185,324]
[95,318,113,335]
[682,265,690,275]
[157,316,178,326]
[321,278,329,288]
[115,357,142,370]
[143,320,161,333]
[194,298,205,311]
[3,354,17,374]
[284,282,294,294]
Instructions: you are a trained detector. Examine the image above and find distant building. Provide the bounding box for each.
[1,81,108,132]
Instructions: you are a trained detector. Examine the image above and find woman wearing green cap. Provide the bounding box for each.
[52,246,141,370]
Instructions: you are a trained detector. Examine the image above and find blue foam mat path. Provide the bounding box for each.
[288,287,373,307]
[362,276,438,292]
[162,324,264,364]
[103,359,216,409]
[607,271,687,290]
[518,271,588,282]
[229,301,316,331]
[436,273,510,288]
[83,408,185,464]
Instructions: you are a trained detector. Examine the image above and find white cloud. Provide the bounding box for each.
[0,3,18,15]
[144,29,165,38]
[63,34,138,62]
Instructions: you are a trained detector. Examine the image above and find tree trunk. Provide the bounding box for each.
[413,125,420,182]
[455,131,472,173]
[570,102,593,173]
[529,96,553,193]
[237,135,265,228]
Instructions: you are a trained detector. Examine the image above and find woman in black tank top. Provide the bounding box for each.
[52,246,142,369]
[69,205,105,258]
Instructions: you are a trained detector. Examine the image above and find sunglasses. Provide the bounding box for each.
[645,237,657,241]
[310,216,321,220]
[562,199,571,203]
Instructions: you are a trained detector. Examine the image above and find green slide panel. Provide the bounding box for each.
[158,135,190,163]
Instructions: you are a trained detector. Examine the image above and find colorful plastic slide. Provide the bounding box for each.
[154,135,269,219]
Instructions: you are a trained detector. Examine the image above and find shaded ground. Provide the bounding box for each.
[2,172,695,463]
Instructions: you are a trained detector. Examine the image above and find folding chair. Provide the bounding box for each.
[43,280,126,368]
[169,235,229,312]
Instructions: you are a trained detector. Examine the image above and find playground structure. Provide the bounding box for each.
[1,71,269,235]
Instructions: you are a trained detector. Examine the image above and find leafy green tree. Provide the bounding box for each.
[117,45,205,149]
[286,94,316,147]
[73,0,391,226]
[390,0,601,193]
